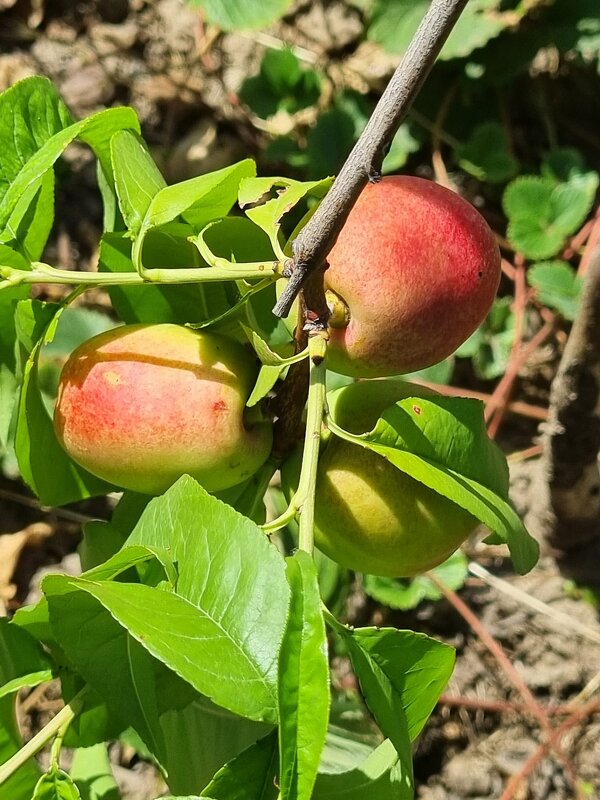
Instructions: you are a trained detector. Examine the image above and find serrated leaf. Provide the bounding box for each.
[111,129,167,235]
[363,551,468,611]
[0,76,71,210]
[340,626,454,745]
[246,363,285,407]
[142,159,255,234]
[32,767,81,800]
[123,476,291,723]
[278,551,330,800]
[504,175,598,259]
[0,106,140,233]
[528,260,582,320]
[187,0,293,30]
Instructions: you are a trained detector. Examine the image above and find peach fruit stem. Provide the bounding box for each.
[0,261,281,290]
[261,335,327,549]
[0,687,88,786]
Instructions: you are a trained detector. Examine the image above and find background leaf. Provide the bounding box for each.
[188,0,294,30]
[527,260,582,320]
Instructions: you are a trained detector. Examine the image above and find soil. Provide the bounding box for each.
[1,1,600,799]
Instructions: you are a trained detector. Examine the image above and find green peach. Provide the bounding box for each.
[283,379,478,577]
[54,323,272,495]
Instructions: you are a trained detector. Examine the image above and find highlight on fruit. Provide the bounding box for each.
[54,323,273,495]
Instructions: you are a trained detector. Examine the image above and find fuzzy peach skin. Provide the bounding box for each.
[54,324,273,495]
[322,176,501,377]
[282,379,479,577]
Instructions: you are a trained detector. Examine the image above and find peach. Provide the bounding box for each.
[283,380,480,577]
[54,324,273,495]
[320,176,501,377]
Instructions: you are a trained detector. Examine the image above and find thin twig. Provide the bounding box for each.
[273,0,469,318]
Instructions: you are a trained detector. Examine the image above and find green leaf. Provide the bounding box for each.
[456,122,518,184]
[363,551,469,610]
[528,260,582,321]
[240,49,321,119]
[98,230,231,325]
[187,0,293,30]
[0,106,140,233]
[367,0,509,60]
[0,77,71,210]
[161,697,273,796]
[332,394,538,573]
[201,729,279,800]
[307,110,356,180]
[240,177,331,257]
[46,574,168,761]
[0,246,31,445]
[1,170,55,263]
[341,626,454,744]
[69,744,120,800]
[13,300,113,505]
[504,175,598,259]
[124,476,291,723]
[0,694,41,798]
[382,124,421,174]
[141,159,255,234]
[111,130,166,235]
[0,618,54,698]
[313,739,411,799]
[278,552,330,800]
[456,297,515,380]
[32,766,81,800]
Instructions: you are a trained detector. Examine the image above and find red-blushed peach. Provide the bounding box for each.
[289,176,501,378]
[282,379,480,577]
[54,324,273,494]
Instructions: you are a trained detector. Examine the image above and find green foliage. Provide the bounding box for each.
[456,298,516,381]
[0,68,554,800]
[527,261,582,321]
[240,49,322,119]
[187,0,294,31]
[367,0,510,60]
[504,172,598,259]
[456,122,518,184]
[364,551,469,610]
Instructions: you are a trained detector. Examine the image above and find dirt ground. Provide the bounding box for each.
[1,1,600,798]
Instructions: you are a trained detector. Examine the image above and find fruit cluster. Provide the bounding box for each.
[55,176,501,577]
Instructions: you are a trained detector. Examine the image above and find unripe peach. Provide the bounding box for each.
[283,380,481,577]
[54,324,273,495]
[320,176,501,377]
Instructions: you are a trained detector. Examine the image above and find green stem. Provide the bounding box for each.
[0,261,281,289]
[262,335,327,552]
[0,688,87,786]
[321,603,352,636]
